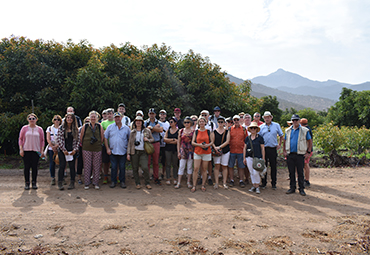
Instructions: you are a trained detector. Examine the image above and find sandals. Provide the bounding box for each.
[191,187,196,193]
[214,184,219,190]
[166,180,171,185]
[201,186,206,192]
[223,183,229,189]
[174,183,180,189]
[187,182,192,189]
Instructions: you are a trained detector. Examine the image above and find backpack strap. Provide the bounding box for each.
[207,129,211,143]
[195,129,198,143]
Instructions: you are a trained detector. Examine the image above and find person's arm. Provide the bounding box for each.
[191,132,199,147]
[104,138,111,155]
[220,131,230,149]
[261,144,265,161]
[177,129,182,159]
[243,142,247,166]
[145,129,155,143]
[80,125,85,147]
[277,135,283,150]
[99,124,104,144]
[306,139,313,155]
[152,123,163,133]
[19,126,26,157]
[283,137,287,158]
[207,131,214,148]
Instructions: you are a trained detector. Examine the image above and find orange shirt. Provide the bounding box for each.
[229,125,247,154]
[194,129,211,155]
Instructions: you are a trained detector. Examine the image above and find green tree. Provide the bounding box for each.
[297,108,325,128]
[259,95,282,122]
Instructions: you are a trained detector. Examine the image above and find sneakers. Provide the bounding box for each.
[208,178,213,186]
[249,187,256,192]
[146,184,152,189]
[51,178,56,186]
[159,174,164,180]
[166,180,171,185]
[286,188,295,194]
[173,180,177,185]
[103,176,108,184]
[95,185,100,190]
[214,184,219,189]
[175,183,180,189]
[24,183,30,190]
[255,187,261,194]
[229,180,235,187]
[304,180,311,187]
[117,177,120,184]
[32,182,38,190]
[58,182,64,190]
[272,185,277,190]
[154,179,161,185]
[260,184,266,190]
[120,182,127,189]
[239,181,246,188]
[109,182,116,188]
[67,182,75,190]
[84,185,90,190]
[78,179,83,185]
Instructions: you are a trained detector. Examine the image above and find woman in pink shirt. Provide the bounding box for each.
[18,113,45,190]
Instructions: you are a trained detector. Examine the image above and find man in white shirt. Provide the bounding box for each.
[158,109,170,180]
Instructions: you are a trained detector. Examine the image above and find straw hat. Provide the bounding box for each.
[248,121,260,133]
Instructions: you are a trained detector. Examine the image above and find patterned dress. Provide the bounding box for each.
[179,128,194,159]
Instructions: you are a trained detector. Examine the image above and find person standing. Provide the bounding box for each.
[117,103,131,126]
[56,113,80,190]
[283,114,312,196]
[259,111,283,190]
[101,108,115,184]
[18,113,45,190]
[243,122,265,194]
[127,116,154,189]
[104,112,131,188]
[228,115,248,188]
[46,115,62,185]
[66,106,82,127]
[80,111,104,190]
[163,117,179,185]
[300,118,313,187]
[252,112,264,126]
[144,108,164,185]
[159,109,170,180]
[174,108,184,129]
[209,106,223,128]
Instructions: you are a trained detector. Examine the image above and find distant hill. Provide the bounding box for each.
[250,68,370,101]
[227,74,335,111]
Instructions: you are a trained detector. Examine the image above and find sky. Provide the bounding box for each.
[2,0,370,84]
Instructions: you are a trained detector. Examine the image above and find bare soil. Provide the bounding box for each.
[0,166,369,254]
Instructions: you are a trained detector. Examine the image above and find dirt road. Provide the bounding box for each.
[0,167,369,254]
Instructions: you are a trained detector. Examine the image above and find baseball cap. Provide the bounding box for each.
[148,108,156,114]
[114,112,122,117]
[159,109,167,114]
[174,108,181,112]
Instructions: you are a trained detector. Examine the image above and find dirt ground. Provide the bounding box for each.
[0,166,369,255]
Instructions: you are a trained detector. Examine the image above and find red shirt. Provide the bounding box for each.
[229,125,247,154]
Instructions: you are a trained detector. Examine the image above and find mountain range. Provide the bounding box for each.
[227,69,370,111]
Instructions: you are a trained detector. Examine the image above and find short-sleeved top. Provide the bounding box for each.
[259,121,283,148]
[144,119,163,142]
[165,129,178,152]
[179,129,194,159]
[159,120,170,147]
[46,125,59,150]
[229,125,247,154]
[104,123,131,155]
[101,120,115,131]
[194,129,211,155]
[214,129,230,154]
[245,135,264,159]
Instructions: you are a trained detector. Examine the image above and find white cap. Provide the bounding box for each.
[200,110,209,115]
[136,110,144,116]
[233,115,240,120]
[159,109,167,114]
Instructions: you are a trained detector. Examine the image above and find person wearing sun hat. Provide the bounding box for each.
[283,114,312,196]
[243,121,265,194]
[258,111,283,190]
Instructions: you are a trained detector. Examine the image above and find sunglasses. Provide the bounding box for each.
[217,121,224,123]
[233,119,239,121]
[54,119,61,121]
[250,127,257,129]
[201,114,207,116]
[292,119,299,122]
[184,121,191,124]
[255,115,260,117]
[28,117,36,120]
[169,121,175,123]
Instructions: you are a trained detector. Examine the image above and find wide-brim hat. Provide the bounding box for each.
[134,116,144,122]
[263,111,272,118]
[248,121,260,132]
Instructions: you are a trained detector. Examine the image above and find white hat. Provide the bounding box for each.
[159,109,167,114]
[136,110,144,116]
[263,111,272,118]
[200,110,209,115]
[232,115,240,120]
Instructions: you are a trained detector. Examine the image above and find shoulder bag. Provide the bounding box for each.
[248,135,265,172]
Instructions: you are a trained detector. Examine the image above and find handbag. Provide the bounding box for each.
[248,136,265,172]
[212,130,226,157]
[144,141,155,155]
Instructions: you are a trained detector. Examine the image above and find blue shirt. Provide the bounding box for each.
[144,119,163,142]
[104,123,131,155]
[285,125,312,153]
[259,122,283,147]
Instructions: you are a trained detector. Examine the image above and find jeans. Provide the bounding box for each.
[48,150,56,178]
[58,150,76,182]
[23,151,39,184]
[110,154,127,184]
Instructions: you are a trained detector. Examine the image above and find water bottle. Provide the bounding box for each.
[36,151,45,160]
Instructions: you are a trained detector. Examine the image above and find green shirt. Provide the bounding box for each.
[101,120,115,131]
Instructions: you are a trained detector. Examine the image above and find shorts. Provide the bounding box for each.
[228,153,245,168]
[304,151,313,164]
[213,151,230,166]
[194,153,212,161]
[102,145,110,163]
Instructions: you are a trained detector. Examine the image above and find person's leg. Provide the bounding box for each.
[213,163,221,186]
[92,151,102,187]
[269,148,278,187]
[221,152,230,186]
[246,157,260,188]
[186,158,193,185]
[30,151,39,186]
[207,161,213,184]
[23,151,32,185]
[131,152,140,185]
[201,160,209,188]
[287,154,296,191]
[261,147,270,187]
[67,157,76,189]
[110,154,118,185]
[139,151,150,185]
[160,147,166,179]
[237,154,245,187]
[172,151,179,181]
[48,150,56,179]
[118,155,127,185]
[228,153,236,185]
[296,155,305,191]
[76,146,83,183]
[152,142,160,180]
[177,159,185,186]
[58,151,66,189]
[165,150,172,180]
[192,158,202,188]
[82,150,92,186]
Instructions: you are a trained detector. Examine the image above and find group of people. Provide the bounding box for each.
[19,105,313,196]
